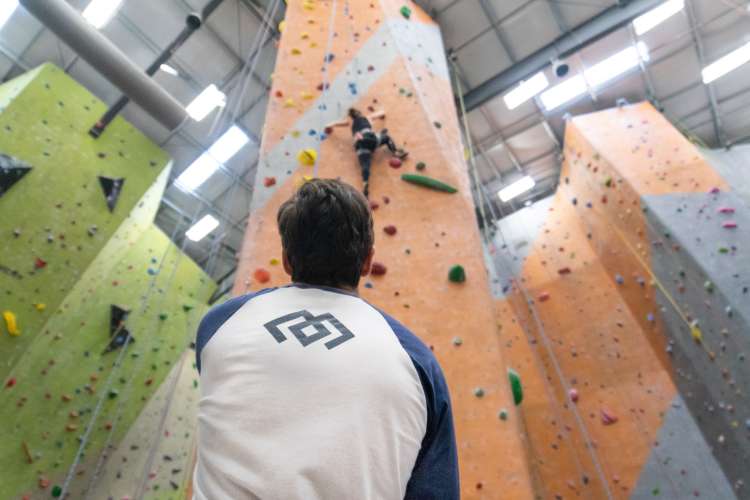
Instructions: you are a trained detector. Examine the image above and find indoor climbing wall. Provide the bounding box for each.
[0,64,215,499]
[233,0,535,497]
[491,102,748,499]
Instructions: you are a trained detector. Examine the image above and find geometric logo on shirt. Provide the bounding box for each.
[263,310,355,350]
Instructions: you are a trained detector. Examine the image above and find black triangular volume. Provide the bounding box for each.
[110,304,130,337]
[98,176,125,212]
[104,304,134,354]
[0,153,32,197]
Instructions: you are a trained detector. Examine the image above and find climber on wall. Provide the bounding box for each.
[193,179,459,500]
[326,107,408,197]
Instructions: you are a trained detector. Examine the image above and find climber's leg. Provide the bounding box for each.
[379,129,408,159]
[357,148,373,197]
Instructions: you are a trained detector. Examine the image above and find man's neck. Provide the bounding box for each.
[291,281,359,296]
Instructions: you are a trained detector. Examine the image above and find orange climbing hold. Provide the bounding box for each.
[254,268,271,284]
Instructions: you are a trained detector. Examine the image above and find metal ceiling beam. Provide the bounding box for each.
[462,0,664,111]
[684,0,726,148]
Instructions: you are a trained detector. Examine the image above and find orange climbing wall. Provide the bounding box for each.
[232,0,535,497]
[493,102,743,499]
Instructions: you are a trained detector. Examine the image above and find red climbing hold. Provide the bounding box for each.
[557,267,571,275]
[253,268,271,284]
[388,157,402,168]
[601,408,618,425]
[717,207,735,214]
[383,225,397,235]
[722,221,737,229]
[34,257,47,269]
[369,201,379,210]
[370,262,387,276]
[5,377,16,388]
[569,388,579,403]
[324,126,333,135]
[264,177,277,187]
[538,292,550,302]
[274,90,283,98]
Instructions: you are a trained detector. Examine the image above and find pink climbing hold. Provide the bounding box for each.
[264,177,277,187]
[538,292,550,302]
[601,408,618,425]
[717,207,735,214]
[722,221,737,229]
[709,187,720,194]
[383,225,397,235]
[388,157,402,168]
[370,262,387,276]
[253,268,271,284]
[569,388,579,403]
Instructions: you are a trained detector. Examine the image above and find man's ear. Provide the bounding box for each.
[282,250,293,277]
[360,247,375,277]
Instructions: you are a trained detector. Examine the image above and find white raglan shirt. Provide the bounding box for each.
[193,284,458,500]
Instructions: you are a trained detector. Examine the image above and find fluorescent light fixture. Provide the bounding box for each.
[0,0,18,29]
[584,42,650,88]
[186,215,219,242]
[186,84,226,121]
[503,72,549,110]
[632,0,684,36]
[176,125,250,190]
[82,0,124,29]
[160,64,179,76]
[702,41,750,84]
[540,74,587,111]
[498,175,536,202]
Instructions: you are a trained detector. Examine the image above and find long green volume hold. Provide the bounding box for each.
[508,368,523,406]
[401,173,457,193]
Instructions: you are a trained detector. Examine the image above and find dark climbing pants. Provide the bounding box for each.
[355,130,397,183]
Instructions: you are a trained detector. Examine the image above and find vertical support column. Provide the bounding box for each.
[233,0,535,497]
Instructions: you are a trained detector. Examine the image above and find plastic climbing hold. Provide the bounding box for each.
[284,98,296,108]
[400,5,411,18]
[538,292,550,302]
[34,303,46,311]
[722,221,737,229]
[452,337,463,346]
[270,258,280,266]
[264,177,276,187]
[3,310,19,336]
[508,368,523,405]
[615,274,624,284]
[569,388,579,403]
[158,313,168,321]
[473,387,484,398]
[448,265,466,283]
[254,268,271,284]
[401,173,457,193]
[297,149,317,166]
[291,47,302,55]
[388,157,402,168]
[557,267,571,275]
[278,20,286,33]
[5,377,15,388]
[370,262,387,276]
[690,322,703,343]
[600,408,618,425]
[704,280,714,293]
[416,161,426,171]
[51,485,62,498]
[498,409,508,420]
[383,225,397,235]
[34,257,47,269]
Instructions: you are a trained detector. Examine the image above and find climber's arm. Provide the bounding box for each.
[368,110,385,120]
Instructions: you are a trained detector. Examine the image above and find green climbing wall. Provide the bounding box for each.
[0,64,215,499]
[0,63,170,378]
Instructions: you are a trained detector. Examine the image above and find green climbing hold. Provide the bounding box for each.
[448,265,466,283]
[508,368,523,405]
[498,409,508,421]
[159,313,168,320]
[400,5,411,18]
[704,280,714,293]
[108,389,119,399]
[182,304,194,312]
[52,485,62,497]
[473,387,485,398]
[416,161,426,171]
[401,173,457,193]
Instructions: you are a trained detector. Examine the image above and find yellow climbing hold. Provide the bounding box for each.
[309,42,318,48]
[691,322,703,343]
[291,47,302,55]
[3,311,20,336]
[301,32,309,39]
[278,20,286,33]
[300,91,314,100]
[291,130,301,138]
[303,0,315,10]
[34,303,46,312]
[284,98,296,108]
[270,258,280,266]
[296,175,314,188]
[297,149,317,166]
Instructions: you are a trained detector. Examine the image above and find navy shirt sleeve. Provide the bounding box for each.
[379,312,460,500]
[195,289,275,373]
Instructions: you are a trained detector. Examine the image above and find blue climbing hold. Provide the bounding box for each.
[647,313,655,322]
[615,274,624,284]
[147,268,157,276]
[308,129,317,136]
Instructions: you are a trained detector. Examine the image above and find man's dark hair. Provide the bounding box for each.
[277,179,374,288]
[348,107,362,119]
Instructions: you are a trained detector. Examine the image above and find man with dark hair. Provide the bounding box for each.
[326,108,408,197]
[193,179,459,500]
